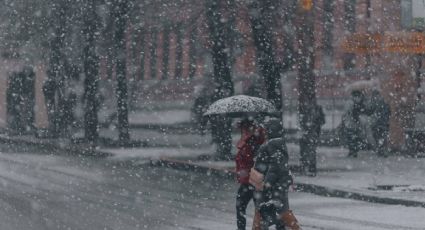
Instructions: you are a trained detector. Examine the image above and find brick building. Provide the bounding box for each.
[102,0,423,148]
[1,0,424,148]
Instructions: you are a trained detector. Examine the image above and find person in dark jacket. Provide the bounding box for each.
[235,118,265,230]
[250,118,301,230]
[369,90,390,157]
[343,90,371,157]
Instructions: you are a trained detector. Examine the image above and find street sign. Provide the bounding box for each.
[342,32,425,54]
[341,34,382,54]
[383,32,425,53]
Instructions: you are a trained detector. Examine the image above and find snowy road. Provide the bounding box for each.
[0,145,424,230]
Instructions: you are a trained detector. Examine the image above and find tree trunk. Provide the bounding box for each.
[206,0,234,160]
[113,0,130,143]
[248,0,282,111]
[343,0,356,70]
[47,1,67,137]
[297,2,318,175]
[323,0,335,69]
[226,0,237,69]
[282,0,297,71]
[83,0,99,143]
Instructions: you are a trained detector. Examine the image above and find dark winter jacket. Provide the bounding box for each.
[254,137,292,195]
[235,127,265,184]
[250,119,293,225]
[369,92,390,130]
[253,136,293,225]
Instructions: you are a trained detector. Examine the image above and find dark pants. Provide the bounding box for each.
[236,184,254,230]
[345,128,364,157]
[254,189,289,230]
[372,126,389,156]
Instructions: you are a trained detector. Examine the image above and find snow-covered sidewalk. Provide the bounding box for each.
[1,121,424,207]
[2,132,425,207]
[295,144,425,204]
[139,143,425,207]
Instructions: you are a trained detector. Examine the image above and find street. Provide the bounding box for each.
[0,144,424,230]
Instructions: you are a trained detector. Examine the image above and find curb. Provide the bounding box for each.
[295,183,425,208]
[154,157,425,209]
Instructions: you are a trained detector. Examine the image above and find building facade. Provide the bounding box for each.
[1,0,424,148]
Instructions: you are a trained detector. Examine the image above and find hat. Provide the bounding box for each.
[238,117,255,128]
[262,118,283,139]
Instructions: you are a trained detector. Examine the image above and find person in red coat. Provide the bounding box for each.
[235,119,266,230]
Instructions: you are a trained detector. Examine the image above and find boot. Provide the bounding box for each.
[280,210,301,230]
[252,210,262,230]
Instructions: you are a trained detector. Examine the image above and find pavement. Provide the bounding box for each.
[1,109,424,209]
[2,145,424,230]
[153,144,425,208]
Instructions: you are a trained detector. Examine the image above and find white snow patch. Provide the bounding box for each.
[104,147,215,160]
[128,109,191,125]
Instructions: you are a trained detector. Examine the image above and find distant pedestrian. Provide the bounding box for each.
[314,104,325,137]
[250,118,301,230]
[62,92,77,133]
[43,68,57,135]
[7,72,24,133]
[235,118,265,230]
[191,85,211,135]
[369,90,390,157]
[21,67,36,132]
[340,90,371,157]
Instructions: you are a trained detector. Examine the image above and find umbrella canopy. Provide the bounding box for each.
[203,95,278,117]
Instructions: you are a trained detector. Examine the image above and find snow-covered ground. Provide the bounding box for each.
[102,108,345,130]
[291,144,425,203]
[105,146,214,162]
[0,143,424,230]
[128,109,191,125]
[169,190,425,230]
[102,141,425,205]
[99,128,213,148]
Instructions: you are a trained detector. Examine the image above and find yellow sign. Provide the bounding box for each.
[342,34,381,54]
[342,32,425,54]
[300,0,313,11]
[383,32,425,53]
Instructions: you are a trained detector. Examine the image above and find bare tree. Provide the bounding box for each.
[82,0,100,143]
[297,1,319,175]
[46,0,68,136]
[112,0,130,144]
[206,0,234,160]
[343,0,356,70]
[323,0,335,69]
[248,0,283,111]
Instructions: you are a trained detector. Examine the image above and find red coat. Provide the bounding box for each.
[235,127,265,184]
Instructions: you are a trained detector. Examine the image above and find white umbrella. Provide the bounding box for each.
[203,95,278,117]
